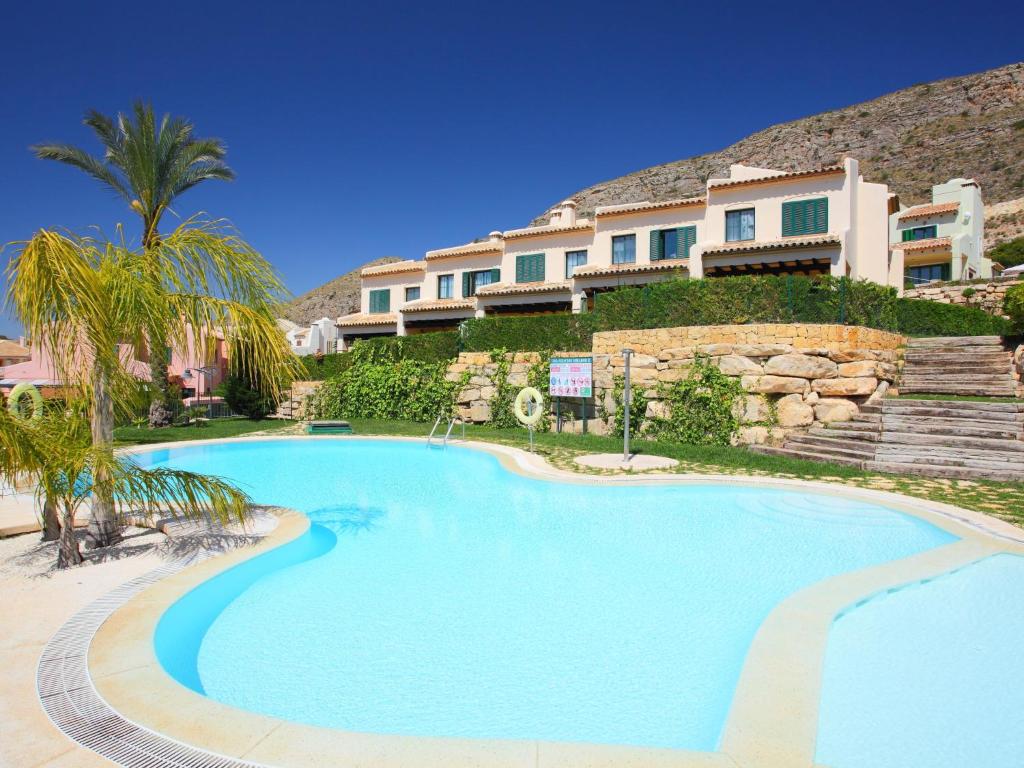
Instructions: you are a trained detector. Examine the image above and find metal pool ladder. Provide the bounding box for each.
[428,414,465,447]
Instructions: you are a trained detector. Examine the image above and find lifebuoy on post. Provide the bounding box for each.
[513,387,545,427]
[7,382,44,421]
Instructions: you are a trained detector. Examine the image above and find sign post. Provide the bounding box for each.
[621,348,633,461]
[549,356,593,434]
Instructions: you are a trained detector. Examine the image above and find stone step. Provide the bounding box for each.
[813,427,879,443]
[878,431,1024,452]
[880,417,1023,439]
[878,407,1024,423]
[903,349,1008,360]
[900,372,1014,382]
[882,399,1024,415]
[901,363,1012,375]
[819,420,880,433]
[787,435,878,458]
[749,445,865,468]
[897,385,1015,397]
[850,412,882,424]
[906,336,1005,347]
[875,446,1024,467]
[864,460,1015,482]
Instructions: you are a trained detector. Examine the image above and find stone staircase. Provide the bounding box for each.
[898,336,1018,397]
[751,399,1024,481]
[273,389,306,420]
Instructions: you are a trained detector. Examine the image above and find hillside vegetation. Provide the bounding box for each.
[280,256,399,325]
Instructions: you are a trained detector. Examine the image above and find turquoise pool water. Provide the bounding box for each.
[149,439,955,751]
[817,553,1024,768]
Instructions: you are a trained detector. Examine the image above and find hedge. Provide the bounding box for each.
[893,298,1011,337]
[461,314,594,352]
[589,275,897,332]
[297,331,459,380]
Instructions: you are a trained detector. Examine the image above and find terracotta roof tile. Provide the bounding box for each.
[401,298,476,313]
[425,241,503,261]
[897,202,959,221]
[594,197,706,218]
[474,281,572,297]
[703,235,840,257]
[502,221,593,241]
[0,340,30,357]
[707,164,845,192]
[891,236,952,252]
[572,259,688,278]
[360,260,425,277]
[336,312,397,327]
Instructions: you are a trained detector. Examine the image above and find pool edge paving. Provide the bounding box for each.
[40,436,1024,768]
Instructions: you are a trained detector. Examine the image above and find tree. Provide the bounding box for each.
[5,218,299,548]
[990,236,1024,269]
[0,403,251,569]
[33,103,235,426]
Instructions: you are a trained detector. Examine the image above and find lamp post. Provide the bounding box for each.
[183,365,216,420]
[622,348,633,462]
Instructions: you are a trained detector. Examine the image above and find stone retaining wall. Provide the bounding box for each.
[902,276,1021,318]
[450,324,905,445]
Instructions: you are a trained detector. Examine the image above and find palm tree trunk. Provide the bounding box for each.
[147,335,174,427]
[41,495,60,541]
[57,501,83,568]
[85,362,121,549]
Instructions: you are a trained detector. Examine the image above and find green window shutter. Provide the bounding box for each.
[782,201,796,237]
[517,254,544,283]
[677,226,696,258]
[462,272,472,297]
[516,255,526,283]
[650,230,663,261]
[902,229,913,242]
[490,267,501,283]
[369,289,389,313]
[813,197,828,233]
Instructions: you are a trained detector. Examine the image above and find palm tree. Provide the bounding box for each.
[32,103,235,425]
[6,218,298,548]
[0,403,251,569]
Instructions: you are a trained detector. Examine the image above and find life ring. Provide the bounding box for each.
[513,387,545,427]
[7,383,44,421]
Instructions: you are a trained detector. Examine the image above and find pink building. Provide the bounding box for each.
[0,328,228,403]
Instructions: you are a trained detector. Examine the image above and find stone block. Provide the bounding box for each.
[659,347,696,361]
[776,393,814,427]
[657,367,692,383]
[829,349,877,363]
[764,353,838,379]
[717,354,763,376]
[698,343,734,356]
[734,394,769,424]
[741,375,809,394]
[733,343,795,358]
[645,400,671,420]
[469,375,491,386]
[457,387,480,403]
[734,425,769,445]
[469,402,492,422]
[813,398,859,423]
[812,377,877,396]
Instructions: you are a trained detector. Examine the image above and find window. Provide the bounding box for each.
[726,209,755,242]
[368,288,390,313]
[611,234,636,264]
[782,198,828,236]
[515,253,545,283]
[405,286,421,302]
[650,227,696,260]
[463,268,501,296]
[901,225,938,241]
[905,263,950,284]
[565,249,588,277]
[437,274,454,299]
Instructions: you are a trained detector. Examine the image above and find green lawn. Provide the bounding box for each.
[114,417,294,446]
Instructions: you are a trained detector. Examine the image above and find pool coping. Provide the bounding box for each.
[75,435,1024,768]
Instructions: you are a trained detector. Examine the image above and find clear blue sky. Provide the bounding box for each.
[2,0,1021,336]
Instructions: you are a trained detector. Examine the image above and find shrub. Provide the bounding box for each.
[462,314,593,353]
[1005,283,1024,333]
[590,276,897,332]
[298,352,351,381]
[990,236,1024,269]
[218,374,276,419]
[307,357,463,422]
[894,297,1011,337]
[297,331,458,381]
[609,375,648,439]
[648,355,744,446]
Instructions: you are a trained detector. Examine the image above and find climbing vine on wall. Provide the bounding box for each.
[487,350,517,428]
[648,355,744,446]
[610,375,648,439]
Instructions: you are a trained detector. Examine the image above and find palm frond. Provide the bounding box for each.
[30,143,130,200]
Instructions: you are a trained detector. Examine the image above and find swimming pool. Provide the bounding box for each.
[148,438,958,753]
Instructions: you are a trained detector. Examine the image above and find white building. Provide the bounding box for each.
[336,158,907,346]
[279,317,340,356]
[890,178,989,284]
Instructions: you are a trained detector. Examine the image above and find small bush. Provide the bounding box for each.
[218,374,276,419]
[648,356,745,446]
[298,331,458,380]
[894,298,1011,337]
[1005,283,1024,333]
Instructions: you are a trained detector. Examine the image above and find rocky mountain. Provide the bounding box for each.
[531,62,1024,246]
[280,257,399,325]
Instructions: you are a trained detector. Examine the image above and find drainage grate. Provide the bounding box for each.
[37,548,266,767]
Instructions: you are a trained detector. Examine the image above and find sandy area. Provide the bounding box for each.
[0,517,268,768]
